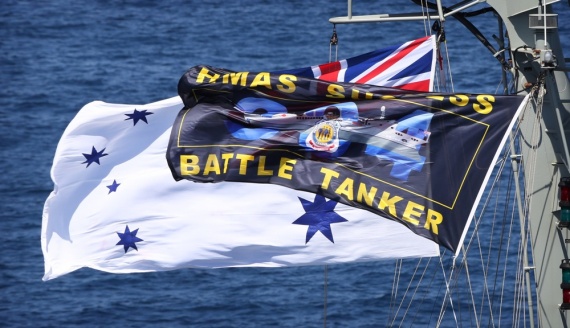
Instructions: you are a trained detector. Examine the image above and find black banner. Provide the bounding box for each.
[167,65,525,252]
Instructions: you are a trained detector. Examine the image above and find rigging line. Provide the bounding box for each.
[436,256,458,327]
[515,130,536,324]
[443,40,454,93]
[458,147,511,325]
[510,123,533,327]
[389,259,403,324]
[522,85,545,245]
[398,257,433,327]
[425,250,451,326]
[464,147,511,253]
[388,258,423,327]
[515,94,542,319]
[483,163,501,274]
[485,159,514,327]
[514,97,541,323]
[513,235,525,325]
[420,0,430,36]
[480,150,511,326]
[495,164,517,327]
[461,245,481,328]
[499,191,518,327]
[329,24,338,63]
[323,264,328,328]
[411,0,509,70]
[511,231,524,326]
[408,257,446,326]
[440,250,487,326]
[508,127,528,327]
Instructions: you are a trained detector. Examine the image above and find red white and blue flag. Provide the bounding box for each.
[280,35,436,92]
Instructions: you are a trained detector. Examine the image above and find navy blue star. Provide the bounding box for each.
[106,180,120,194]
[116,225,143,253]
[82,146,108,167]
[293,195,348,243]
[125,109,153,126]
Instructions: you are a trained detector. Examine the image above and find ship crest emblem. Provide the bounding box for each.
[306,121,340,152]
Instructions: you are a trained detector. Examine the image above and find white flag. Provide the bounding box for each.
[41,96,439,281]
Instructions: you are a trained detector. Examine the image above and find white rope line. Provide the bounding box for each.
[328,43,338,63]
[436,256,458,327]
[421,0,430,36]
[458,142,512,326]
[513,236,525,326]
[520,89,544,282]
[389,258,423,327]
[398,258,433,327]
[443,41,455,93]
[389,259,402,324]
[508,94,540,327]
[462,246,481,327]
[498,175,518,327]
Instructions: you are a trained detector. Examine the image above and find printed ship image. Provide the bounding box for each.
[231,97,433,180]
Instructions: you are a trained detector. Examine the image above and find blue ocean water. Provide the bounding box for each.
[1,0,569,327]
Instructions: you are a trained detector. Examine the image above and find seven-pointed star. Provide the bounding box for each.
[292,194,348,243]
[125,109,153,126]
[106,180,120,194]
[116,226,143,253]
[81,146,108,167]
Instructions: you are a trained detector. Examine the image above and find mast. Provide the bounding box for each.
[330,0,570,326]
[486,0,570,327]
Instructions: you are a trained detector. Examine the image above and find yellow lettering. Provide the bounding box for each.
[257,156,273,176]
[277,75,296,93]
[222,72,248,86]
[335,178,354,201]
[326,84,345,98]
[320,167,340,189]
[378,192,402,217]
[402,201,423,225]
[473,94,495,114]
[424,209,443,234]
[278,157,297,179]
[196,67,220,84]
[250,72,272,89]
[221,153,233,173]
[449,94,469,107]
[235,154,254,175]
[357,183,377,207]
[351,89,360,100]
[203,154,221,175]
[180,155,200,175]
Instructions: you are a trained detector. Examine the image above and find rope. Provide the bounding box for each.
[436,256,458,327]
[388,258,424,327]
[462,246,481,327]
[323,264,328,328]
[497,181,518,327]
[389,259,402,324]
[329,24,338,63]
[420,0,430,36]
[398,258,433,327]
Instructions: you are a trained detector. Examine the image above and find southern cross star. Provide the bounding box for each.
[106,180,120,194]
[293,194,348,243]
[81,146,108,167]
[125,109,153,126]
[116,225,143,253]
